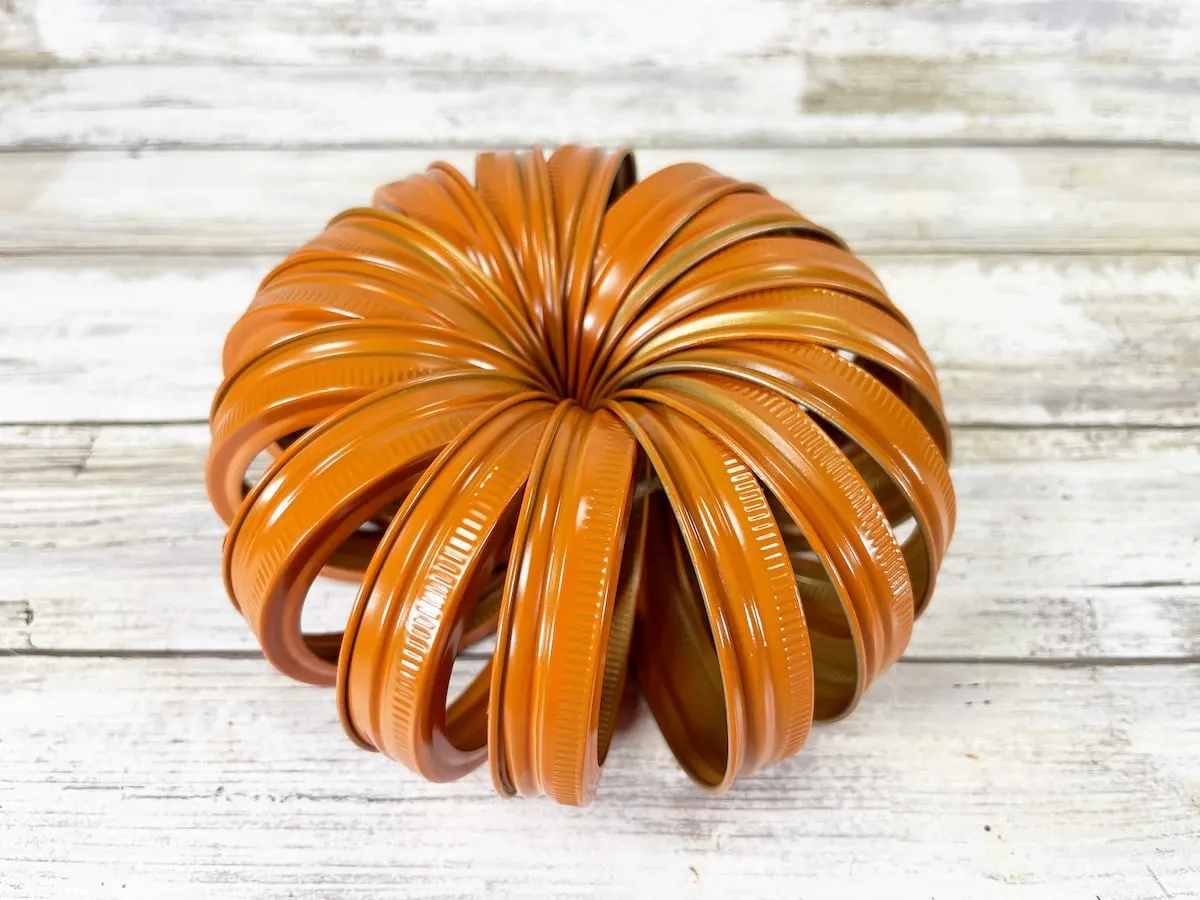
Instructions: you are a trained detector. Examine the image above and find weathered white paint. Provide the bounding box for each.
[2,0,1198,146]
[2,253,1197,426]
[3,61,1198,148]
[8,0,1197,67]
[1,656,1197,899]
[3,1,1198,894]
[2,423,1198,659]
[4,147,1200,255]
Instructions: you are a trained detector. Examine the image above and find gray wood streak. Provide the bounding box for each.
[1,0,1199,147]
[5,0,1195,68]
[4,147,1200,255]
[3,2,1199,893]
[3,423,1198,659]
[0,656,1197,898]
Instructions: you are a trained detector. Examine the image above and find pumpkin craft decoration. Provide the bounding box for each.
[206,146,955,806]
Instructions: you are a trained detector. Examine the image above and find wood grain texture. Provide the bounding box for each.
[7,0,1196,67]
[3,423,1198,659]
[4,2,1199,894]
[4,146,1200,255]
[2,63,1196,150]
[3,252,1197,427]
[1,656,1197,899]
[2,0,1198,147]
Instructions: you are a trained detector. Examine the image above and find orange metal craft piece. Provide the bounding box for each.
[206,146,957,806]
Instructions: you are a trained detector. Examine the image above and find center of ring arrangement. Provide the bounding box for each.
[205,145,957,806]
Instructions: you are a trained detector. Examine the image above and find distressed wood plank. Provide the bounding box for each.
[4,147,1200,255]
[2,61,1197,149]
[2,253,1197,426]
[2,1,1198,146]
[0,0,799,66]
[3,4,1195,896]
[1,656,1197,899]
[8,0,1195,67]
[2,423,1198,659]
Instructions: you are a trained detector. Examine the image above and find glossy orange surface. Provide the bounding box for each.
[207,146,956,805]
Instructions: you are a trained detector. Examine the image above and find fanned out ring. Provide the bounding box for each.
[206,145,957,806]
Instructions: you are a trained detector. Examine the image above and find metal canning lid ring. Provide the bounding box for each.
[596,235,911,399]
[526,408,640,805]
[487,401,576,798]
[681,371,915,652]
[207,321,539,524]
[547,146,637,396]
[645,490,737,784]
[280,221,537,376]
[608,405,745,791]
[211,316,540,434]
[222,372,524,684]
[475,147,565,377]
[206,146,957,803]
[482,402,647,804]
[377,161,565,397]
[374,159,532,319]
[328,207,553,384]
[627,287,950,457]
[496,405,585,795]
[634,287,940,399]
[338,395,553,778]
[578,165,752,402]
[593,464,647,766]
[253,254,487,333]
[533,410,644,804]
[609,400,814,781]
[620,373,912,719]
[632,339,956,618]
[585,231,885,405]
[222,279,453,374]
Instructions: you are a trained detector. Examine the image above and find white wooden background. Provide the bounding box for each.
[2,2,1199,898]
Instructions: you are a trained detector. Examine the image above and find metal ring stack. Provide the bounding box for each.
[206,146,957,806]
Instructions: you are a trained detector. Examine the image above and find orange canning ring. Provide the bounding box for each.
[207,145,957,805]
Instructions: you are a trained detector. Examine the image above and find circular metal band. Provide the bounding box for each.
[338,394,554,778]
[608,400,815,788]
[222,372,526,684]
[619,373,913,720]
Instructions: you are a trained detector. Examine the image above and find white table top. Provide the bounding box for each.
[2,2,1198,897]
